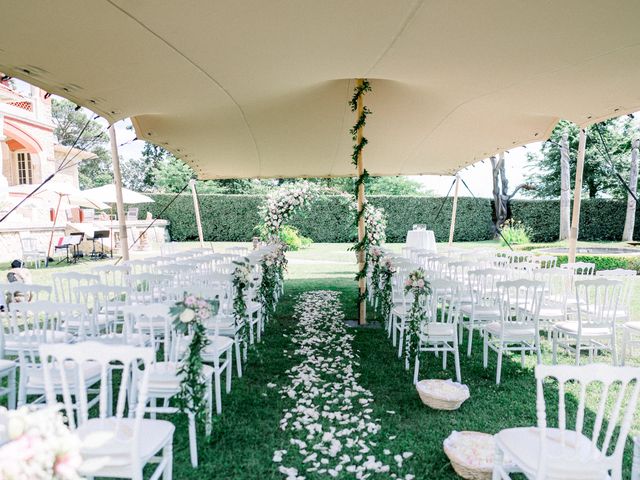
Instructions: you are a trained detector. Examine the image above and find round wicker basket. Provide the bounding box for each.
[416,379,469,410]
[443,431,494,480]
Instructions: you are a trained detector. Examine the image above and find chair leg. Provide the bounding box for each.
[496,342,504,385]
[413,356,420,385]
[611,333,618,366]
[214,370,222,415]
[398,325,404,358]
[454,343,461,383]
[235,339,243,378]
[552,329,558,364]
[467,324,474,357]
[492,444,505,480]
[162,442,173,480]
[575,336,581,366]
[8,368,16,410]
[188,412,198,468]
[483,333,488,369]
[622,329,628,366]
[226,350,232,394]
[206,377,213,437]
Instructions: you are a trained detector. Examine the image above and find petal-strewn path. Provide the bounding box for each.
[274,291,414,480]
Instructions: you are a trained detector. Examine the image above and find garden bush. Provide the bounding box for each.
[143,194,640,244]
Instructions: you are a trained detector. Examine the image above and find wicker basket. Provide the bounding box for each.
[443,431,494,480]
[416,379,469,410]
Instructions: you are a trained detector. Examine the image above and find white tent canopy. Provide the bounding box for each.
[1,1,639,179]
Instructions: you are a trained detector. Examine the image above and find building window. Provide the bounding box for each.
[17,152,32,184]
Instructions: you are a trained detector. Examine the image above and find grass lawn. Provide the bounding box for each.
[149,242,639,479]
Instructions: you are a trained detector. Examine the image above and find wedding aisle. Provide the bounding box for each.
[273,290,415,480]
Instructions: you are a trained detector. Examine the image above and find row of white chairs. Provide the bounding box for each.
[0,244,283,473]
[372,247,639,384]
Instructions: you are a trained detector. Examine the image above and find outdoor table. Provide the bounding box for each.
[406,229,436,253]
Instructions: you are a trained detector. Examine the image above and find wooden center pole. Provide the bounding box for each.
[109,124,130,262]
[568,128,587,264]
[189,179,205,247]
[356,79,367,325]
[46,194,62,263]
[448,175,460,246]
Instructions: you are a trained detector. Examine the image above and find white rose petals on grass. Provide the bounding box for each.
[274,291,413,479]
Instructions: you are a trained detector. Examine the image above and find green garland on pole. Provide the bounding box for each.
[349,79,372,305]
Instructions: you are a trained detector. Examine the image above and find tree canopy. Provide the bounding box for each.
[524,118,634,199]
[51,98,113,189]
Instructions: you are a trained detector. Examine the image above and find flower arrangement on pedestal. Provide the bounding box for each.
[404,269,431,367]
[0,406,82,479]
[170,295,219,422]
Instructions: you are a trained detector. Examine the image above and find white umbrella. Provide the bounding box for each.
[82,184,154,204]
[9,181,110,260]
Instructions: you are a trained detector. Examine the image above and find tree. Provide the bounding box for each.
[367,176,428,195]
[51,98,113,189]
[152,156,194,193]
[622,138,639,241]
[524,119,633,199]
[491,153,532,232]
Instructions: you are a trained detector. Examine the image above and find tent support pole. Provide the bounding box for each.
[356,78,367,325]
[109,124,130,262]
[568,128,587,263]
[46,194,62,265]
[189,179,205,247]
[448,175,460,246]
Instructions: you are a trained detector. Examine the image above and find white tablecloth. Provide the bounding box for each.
[406,229,436,252]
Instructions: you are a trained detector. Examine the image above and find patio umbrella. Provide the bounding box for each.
[9,182,110,260]
[81,184,154,205]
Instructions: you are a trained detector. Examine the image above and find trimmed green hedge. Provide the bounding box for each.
[141,194,639,244]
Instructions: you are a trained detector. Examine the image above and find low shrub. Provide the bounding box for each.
[499,219,530,246]
[276,225,312,251]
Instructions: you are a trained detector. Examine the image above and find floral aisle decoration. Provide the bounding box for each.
[258,243,288,323]
[404,269,431,367]
[170,295,219,423]
[232,258,253,349]
[261,182,317,236]
[274,291,414,479]
[369,246,383,305]
[378,256,397,325]
[0,406,82,479]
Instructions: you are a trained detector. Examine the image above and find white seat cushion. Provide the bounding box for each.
[77,417,174,467]
[419,323,455,340]
[202,335,234,356]
[459,304,500,319]
[146,362,213,393]
[555,321,612,337]
[495,427,607,480]
[0,359,15,373]
[625,321,640,333]
[26,361,101,388]
[484,322,536,340]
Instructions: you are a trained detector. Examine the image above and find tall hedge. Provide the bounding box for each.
[141,194,637,243]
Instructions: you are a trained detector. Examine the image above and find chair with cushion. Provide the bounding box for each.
[493,363,640,480]
[40,341,174,480]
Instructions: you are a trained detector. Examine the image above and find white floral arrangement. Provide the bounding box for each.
[0,406,83,479]
[416,379,469,402]
[444,431,499,474]
[262,182,315,234]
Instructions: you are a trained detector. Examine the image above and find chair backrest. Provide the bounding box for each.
[122,303,172,352]
[507,251,533,264]
[9,300,74,341]
[92,264,130,287]
[574,278,623,327]
[76,285,132,335]
[562,262,596,276]
[128,273,174,303]
[596,269,637,310]
[126,207,139,220]
[0,282,52,307]
[20,236,40,253]
[533,267,573,305]
[52,272,99,303]
[40,341,154,471]
[122,259,157,275]
[426,278,460,324]
[532,254,558,269]
[468,268,507,307]
[497,279,544,326]
[534,363,640,479]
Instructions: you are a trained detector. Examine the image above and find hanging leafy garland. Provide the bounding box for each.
[403,269,431,368]
[170,295,219,425]
[232,258,253,351]
[258,242,288,323]
[349,79,373,306]
[377,255,397,326]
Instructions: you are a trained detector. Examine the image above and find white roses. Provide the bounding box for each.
[179,308,196,323]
